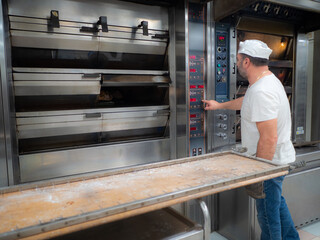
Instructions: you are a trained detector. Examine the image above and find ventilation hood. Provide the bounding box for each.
[213,0,320,32]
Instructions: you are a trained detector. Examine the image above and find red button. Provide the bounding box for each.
[198,85,204,89]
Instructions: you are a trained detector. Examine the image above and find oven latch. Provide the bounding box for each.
[138,21,149,36]
[49,10,60,28]
[80,16,108,33]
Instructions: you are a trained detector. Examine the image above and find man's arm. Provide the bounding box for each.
[202,97,243,111]
[256,118,278,160]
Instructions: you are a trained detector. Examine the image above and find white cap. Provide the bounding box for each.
[238,40,272,59]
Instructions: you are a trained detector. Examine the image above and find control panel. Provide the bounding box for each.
[188,3,205,156]
[215,24,230,103]
[212,23,235,149]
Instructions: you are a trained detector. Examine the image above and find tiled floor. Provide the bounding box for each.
[298,221,320,240]
[210,220,320,240]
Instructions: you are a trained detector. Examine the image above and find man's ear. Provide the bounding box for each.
[244,58,250,67]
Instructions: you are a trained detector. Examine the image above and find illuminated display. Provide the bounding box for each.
[190,98,197,102]
[217,35,226,44]
[190,68,196,73]
[190,114,197,118]
[198,85,204,89]
[190,85,197,89]
[190,127,197,131]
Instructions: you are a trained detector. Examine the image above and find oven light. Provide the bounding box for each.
[280,37,286,47]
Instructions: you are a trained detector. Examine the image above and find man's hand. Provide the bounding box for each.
[202,97,244,111]
[202,100,221,110]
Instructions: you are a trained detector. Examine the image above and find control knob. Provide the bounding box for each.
[217,132,227,140]
[217,123,228,130]
[217,114,228,121]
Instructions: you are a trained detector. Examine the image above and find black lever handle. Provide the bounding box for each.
[49,10,60,28]
[138,21,148,36]
[80,16,108,33]
[97,16,108,32]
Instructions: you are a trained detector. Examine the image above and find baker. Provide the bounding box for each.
[203,39,300,240]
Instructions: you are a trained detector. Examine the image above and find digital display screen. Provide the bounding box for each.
[218,36,225,42]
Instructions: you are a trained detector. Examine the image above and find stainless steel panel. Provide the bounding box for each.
[102,75,170,86]
[10,21,167,41]
[12,30,167,54]
[19,138,171,182]
[218,188,251,240]
[0,1,8,187]
[11,30,99,51]
[8,0,169,30]
[283,167,320,227]
[312,30,320,141]
[98,37,167,55]
[206,1,214,154]
[17,106,169,138]
[16,105,169,117]
[14,81,101,96]
[13,67,168,75]
[17,115,168,139]
[293,33,308,143]
[228,26,237,144]
[296,149,320,162]
[13,73,101,81]
[0,0,18,185]
[0,69,8,187]
[175,0,187,159]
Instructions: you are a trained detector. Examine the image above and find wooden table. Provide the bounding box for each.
[0,151,289,240]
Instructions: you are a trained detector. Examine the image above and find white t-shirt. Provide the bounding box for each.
[241,73,295,165]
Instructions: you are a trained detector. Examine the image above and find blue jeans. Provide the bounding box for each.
[256,176,300,240]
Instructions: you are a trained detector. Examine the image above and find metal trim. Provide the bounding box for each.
[16,105,169,117]
[1,151,288,193]
[0,0,18,185]
[13,67,168,75]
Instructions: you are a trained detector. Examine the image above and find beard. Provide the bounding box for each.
[238,61,248,79]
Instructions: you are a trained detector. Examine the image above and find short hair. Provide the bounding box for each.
[240,53,269,67]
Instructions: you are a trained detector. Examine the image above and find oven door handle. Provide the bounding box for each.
[85,113,102,119]
[82,73,101,79]
[153,109,170,116]
[80,26,99,33]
